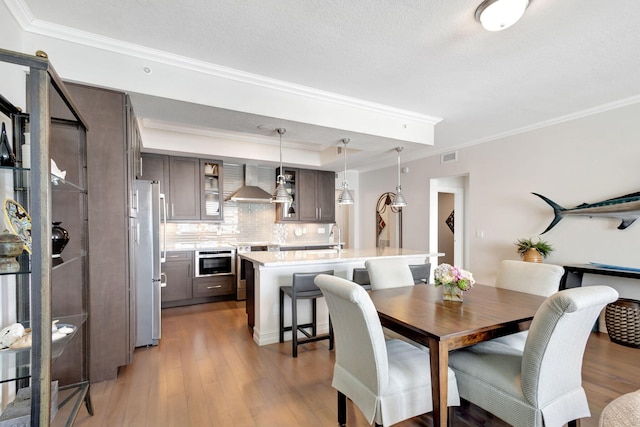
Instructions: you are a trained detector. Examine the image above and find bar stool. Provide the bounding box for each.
[409,263,431,284]
[352,268,371,290]
[279,270,334,357]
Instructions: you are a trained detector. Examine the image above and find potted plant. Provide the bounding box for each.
[515,237,553,263]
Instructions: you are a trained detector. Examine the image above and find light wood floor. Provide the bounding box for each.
[63,300,640,427]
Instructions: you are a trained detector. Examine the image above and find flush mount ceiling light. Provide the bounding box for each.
[271,128,293,204]
[337,138,354,205]
[390,147,407,208]
[475,0,530,31]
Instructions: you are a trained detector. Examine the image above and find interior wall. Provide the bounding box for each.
[359,101,640,300]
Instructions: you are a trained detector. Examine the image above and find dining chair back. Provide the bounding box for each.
[365,258,414,290]
[449,285,619,427]
[495,260,564,296]
[314,274,459,427]
[481,260,565,352]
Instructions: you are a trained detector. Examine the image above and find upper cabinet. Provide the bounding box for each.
[200,159,223,221]
[277,167,335,223]
[140,153,223,221]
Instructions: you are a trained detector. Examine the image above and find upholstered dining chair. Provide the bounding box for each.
[449,285,619,427]
[480,260,565,352]
[365,257,414,290]
[314,274,460,427]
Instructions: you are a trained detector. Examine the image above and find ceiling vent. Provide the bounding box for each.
[441,151,458,164]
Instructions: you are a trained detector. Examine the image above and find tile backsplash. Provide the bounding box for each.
[164,163,334,245]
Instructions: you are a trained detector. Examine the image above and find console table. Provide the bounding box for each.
[561,264,640,289]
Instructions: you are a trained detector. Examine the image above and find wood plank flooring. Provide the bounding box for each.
[62,300,640,427]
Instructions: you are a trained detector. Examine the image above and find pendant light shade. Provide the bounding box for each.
[390,147,407,208]
[337,138,354,205]
[475,0,530,32]
[271,128,293,204]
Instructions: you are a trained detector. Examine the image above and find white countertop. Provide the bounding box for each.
[238,248,441,267]
[166,241,343,252]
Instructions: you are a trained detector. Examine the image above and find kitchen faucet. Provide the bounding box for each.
[330,224,342,253]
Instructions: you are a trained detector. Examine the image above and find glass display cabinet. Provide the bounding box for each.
[0,48,91,426]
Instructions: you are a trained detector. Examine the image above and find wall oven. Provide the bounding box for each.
[195,249,235,277]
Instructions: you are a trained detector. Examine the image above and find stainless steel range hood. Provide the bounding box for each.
[229,164,273,203]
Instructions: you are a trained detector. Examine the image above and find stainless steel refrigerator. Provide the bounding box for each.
[132,180,166,347]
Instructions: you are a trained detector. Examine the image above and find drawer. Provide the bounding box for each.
[193,275,234,297]
[165,251,192,262]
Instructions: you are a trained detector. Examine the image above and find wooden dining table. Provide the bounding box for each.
[368,283,547,427]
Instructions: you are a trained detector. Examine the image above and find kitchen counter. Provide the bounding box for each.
[242,248,441,346]
[166,241,342,252]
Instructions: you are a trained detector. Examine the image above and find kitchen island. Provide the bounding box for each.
[239,248,439,346]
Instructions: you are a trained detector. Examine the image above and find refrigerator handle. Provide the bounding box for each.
[135,221,140,244]
[160,193,167,263]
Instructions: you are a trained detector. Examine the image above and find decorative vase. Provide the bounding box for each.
[443,284,464,302]
[51,221,69,258]
[0,230,24,272]
[522,248,543,263]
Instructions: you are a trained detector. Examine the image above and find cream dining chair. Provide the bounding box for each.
[477,260,565,352]
[449,285,618,427]
[365,257,414,289]
[314,274,459,427]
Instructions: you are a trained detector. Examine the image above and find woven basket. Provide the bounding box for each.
[605,298,640,349]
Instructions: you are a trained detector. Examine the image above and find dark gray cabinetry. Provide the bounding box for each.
[168,156,200,220]
[161,251,193,305]
[64,83,138,382]
[140,154,223,221]
[140,153,170,199]
[161,251,235,307]
[296,169,336,223]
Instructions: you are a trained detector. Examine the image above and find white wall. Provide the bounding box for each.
[359,101,640,300]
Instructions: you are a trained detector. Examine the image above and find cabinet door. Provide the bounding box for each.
[168,157,200,220]
[316,170,336,223]
[161,253,193,303]
[140,153,170,198]
[200,159,224,221]
[298,169,319,221]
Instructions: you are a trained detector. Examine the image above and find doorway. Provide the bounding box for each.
[429,175,468,268]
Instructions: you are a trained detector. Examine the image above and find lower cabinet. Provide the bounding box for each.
[161,251,236,307]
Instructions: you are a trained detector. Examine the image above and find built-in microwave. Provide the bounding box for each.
[195,250,235,277]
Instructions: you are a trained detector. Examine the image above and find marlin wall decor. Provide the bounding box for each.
[533,191,640,234]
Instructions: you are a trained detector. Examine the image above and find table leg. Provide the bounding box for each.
[428,337,449,427]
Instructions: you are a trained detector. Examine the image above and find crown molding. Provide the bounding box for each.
[5,0,442,129]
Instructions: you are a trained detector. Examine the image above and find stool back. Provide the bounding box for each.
[293,270,334,293]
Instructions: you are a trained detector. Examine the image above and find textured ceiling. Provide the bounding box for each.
[16,0,640,170]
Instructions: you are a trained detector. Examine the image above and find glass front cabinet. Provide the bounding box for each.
[0,49,91,426]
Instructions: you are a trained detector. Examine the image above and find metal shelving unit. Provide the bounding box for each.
[0,48,91,427]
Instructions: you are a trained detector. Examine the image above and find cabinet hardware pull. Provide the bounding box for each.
[206,285,223,289]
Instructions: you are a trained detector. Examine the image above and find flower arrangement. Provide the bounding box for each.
[434,263,475,291]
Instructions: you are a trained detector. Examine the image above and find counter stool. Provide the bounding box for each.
[279,270,334,357]
[409,263,431,284]
[352,268,371,290]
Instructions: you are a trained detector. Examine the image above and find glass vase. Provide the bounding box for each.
[443,284,464,302]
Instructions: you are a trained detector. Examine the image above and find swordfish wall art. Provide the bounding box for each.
[533,191,640,234]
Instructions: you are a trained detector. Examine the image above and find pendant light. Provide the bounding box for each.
[272,128,293,204]
[337,138,354,205]
[390,147,407,208]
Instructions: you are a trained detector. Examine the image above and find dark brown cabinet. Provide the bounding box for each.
[193,275,234,298]
[296,169,336,223]
[161,251,193,305]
